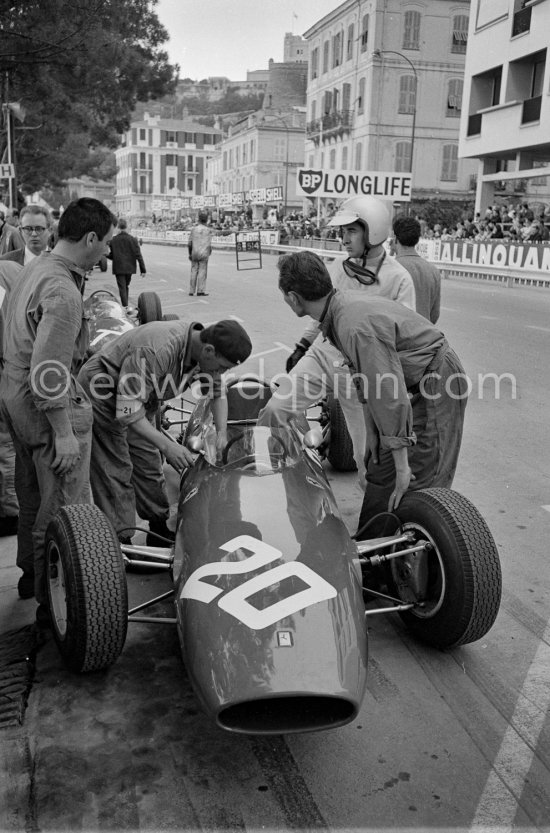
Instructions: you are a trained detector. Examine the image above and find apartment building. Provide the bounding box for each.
[459,0,550,213]
[114,113,222,217]
[303,0,477,214]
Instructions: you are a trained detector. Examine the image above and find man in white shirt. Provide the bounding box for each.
[260,196,416,481]
[0,205,51,266]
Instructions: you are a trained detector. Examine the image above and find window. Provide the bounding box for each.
[311,99,317,121]
[166,131,177,143]
[139,175,147,193]
[139,152,146,169]
[329,149,336,169]
[342,83,351,111]
[223,151,227,171]
[332,32,343,67]
[274,138,286,161]
[398,75,416,114]
[187,155,193,170]
[447,79,463,117]
[355,142,362,170]
[441,144,458,181]
[187,178,193,191]
[166,154,177,166]
[324,90,333,114]
[139,129,146,141]
[168,177,176,190]
[403,10,421,50]
[333,87,340,111]
[342,146,349,169]
[311,47,319,79]
[358,77,365,114]
[235,146,240,167]
[360,14,369,52]
[242,143,247,164]
[395,142,411,172]
[228,149,233,169]
[451,15,468,54]
[347,24,354,61]
[323,40,330,73]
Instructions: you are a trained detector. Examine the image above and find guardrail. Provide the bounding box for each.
[133,228,550,289]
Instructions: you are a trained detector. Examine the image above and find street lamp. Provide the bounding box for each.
[373,48,417,176]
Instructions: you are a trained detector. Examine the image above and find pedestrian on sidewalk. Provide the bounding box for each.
[108,218,147,308]
[188,211,212,296]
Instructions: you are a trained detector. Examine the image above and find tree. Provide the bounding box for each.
[0,0,178,193]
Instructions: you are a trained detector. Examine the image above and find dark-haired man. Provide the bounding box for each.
[0,204,51,266]
[107,217,146,308]
[78,318,252,543]
[276,250,467,534]
[0,198,116,622]
[392,215,441,324]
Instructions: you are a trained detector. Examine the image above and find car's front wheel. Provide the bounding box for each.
[387,488,502,648]
[45,504,128,672]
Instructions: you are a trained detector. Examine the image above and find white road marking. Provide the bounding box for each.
[441,306,457,312]
[541,505,550,513]
[526,325,550,333]
[470,619,550,831]
[478,315,499,320]
[164,300,208,309]
[249,345,289,359]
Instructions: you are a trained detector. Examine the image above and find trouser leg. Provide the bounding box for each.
[0,409,18,518]
[189,262,199,294]
[127,422,170,522]
[115,273,130,306]
[357,350,468,537]
[88,414,137,539]
[197,259,208,293]
[332,365,367,482]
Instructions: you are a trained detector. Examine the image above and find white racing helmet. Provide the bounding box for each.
[327,196,391,247]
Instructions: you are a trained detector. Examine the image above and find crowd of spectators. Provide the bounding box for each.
[419,201,550,243]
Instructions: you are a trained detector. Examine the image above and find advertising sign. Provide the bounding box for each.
[296,169,412,201]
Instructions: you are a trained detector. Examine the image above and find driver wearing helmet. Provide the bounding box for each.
[259,196,415,482]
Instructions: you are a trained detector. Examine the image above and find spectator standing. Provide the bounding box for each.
[0,204,51,266]
[0,211,24,255]
[393,215,441,324]
[48,208,61,249]
[0,198,116,624]
[188,211,212,296]
[276,251,468,534]
[107,218,146,308]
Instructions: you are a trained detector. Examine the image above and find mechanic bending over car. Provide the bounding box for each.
[258,196,415,483]
[77,318,252,545]
[0,198,117,625]
[276,250,468,535]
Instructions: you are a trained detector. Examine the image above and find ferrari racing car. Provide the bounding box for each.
[44,378,502,735]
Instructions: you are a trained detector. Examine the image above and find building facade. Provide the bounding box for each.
[459,0,550,213]
[114,113,222,217]
[303,0,477,215]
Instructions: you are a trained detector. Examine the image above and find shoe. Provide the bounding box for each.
[197,292,209,296]
[188,292,195,296]
[35,602,52,630]
[0,515,18,537]
[146,519,175,546]
[18,570,35,600]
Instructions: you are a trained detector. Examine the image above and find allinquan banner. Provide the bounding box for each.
[296,168,412,201]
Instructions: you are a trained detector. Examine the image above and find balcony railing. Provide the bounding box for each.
[522,94,542,123]
[306,109,354,140]
[467,112,482,136]
[512,6,531,36]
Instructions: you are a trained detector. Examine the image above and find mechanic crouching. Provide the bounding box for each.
[77,319,252,545]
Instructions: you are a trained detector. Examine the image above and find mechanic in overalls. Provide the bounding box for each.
[0,199,117,624]
[276,250,468,535]
[259,196,415,482]
[77,319,252,545]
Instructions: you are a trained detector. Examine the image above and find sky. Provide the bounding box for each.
[155,0,342,81]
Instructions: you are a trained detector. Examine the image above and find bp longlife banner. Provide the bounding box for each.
[296,169,412,201]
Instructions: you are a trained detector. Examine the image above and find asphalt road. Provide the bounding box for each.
[1,243,549,833]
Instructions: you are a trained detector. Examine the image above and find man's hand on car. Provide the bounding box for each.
[164,442,196,474]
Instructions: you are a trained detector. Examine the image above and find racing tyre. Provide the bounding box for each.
[137,291,163,324]
[387,488,501,649]
[326,395,356,472]
[45,504,128,673]
[162,313,179,321]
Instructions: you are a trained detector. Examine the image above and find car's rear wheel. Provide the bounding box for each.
[137,291,163,324]
[325,395,356,472]
[45,504,128,672]
[387,488,501,648]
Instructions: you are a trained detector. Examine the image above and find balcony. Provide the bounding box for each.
[521,94,542,124]
[512,6,531,36]
[306,109,354,142]
[467,112,482,136]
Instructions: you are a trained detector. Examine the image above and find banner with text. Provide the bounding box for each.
[296,169,412,201]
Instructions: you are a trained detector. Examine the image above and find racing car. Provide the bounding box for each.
[84,288,169,355]
[44,378,502,735]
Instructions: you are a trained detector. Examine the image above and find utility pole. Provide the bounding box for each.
[1,73,18,209]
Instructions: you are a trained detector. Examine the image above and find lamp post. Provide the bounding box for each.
[373,48,417,176]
